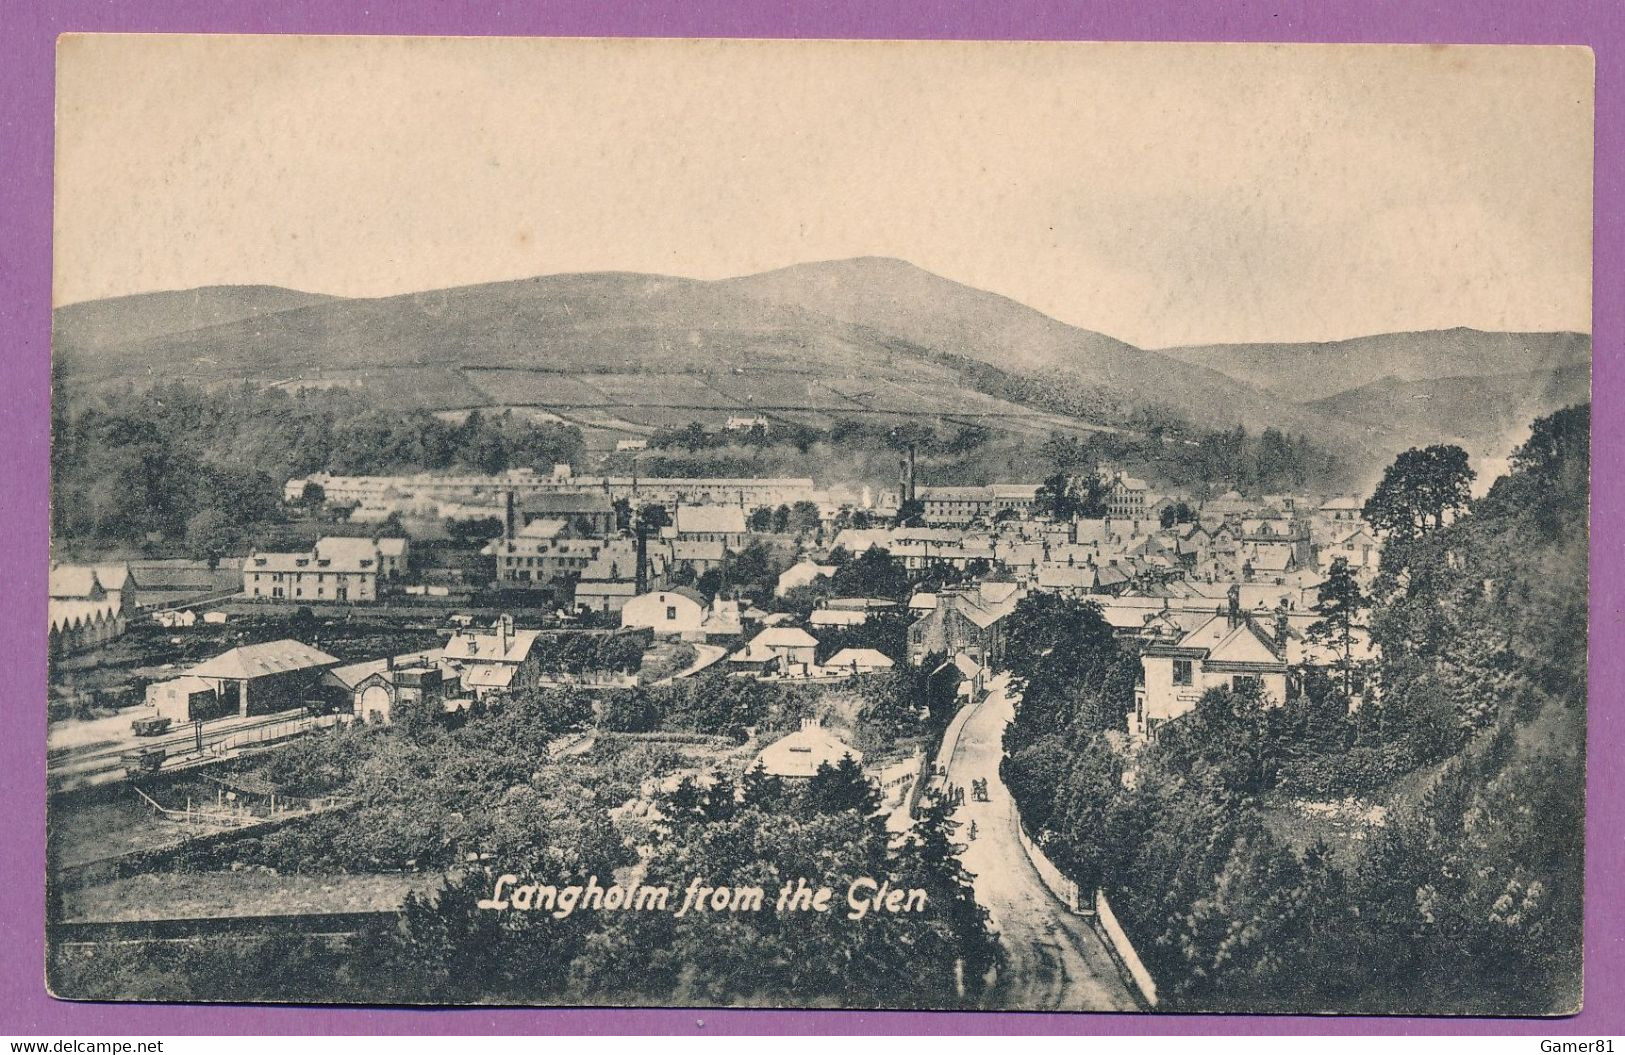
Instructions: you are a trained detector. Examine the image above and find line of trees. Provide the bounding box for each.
[52,381,584,555]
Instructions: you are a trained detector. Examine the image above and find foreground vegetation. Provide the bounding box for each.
[999,405,1587,1014]
[50,664,991,1007]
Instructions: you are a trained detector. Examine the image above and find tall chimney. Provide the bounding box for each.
[906,444,917,503]
[1227,584,1243,629]
[503,490,518,540]
[635,518,649,595]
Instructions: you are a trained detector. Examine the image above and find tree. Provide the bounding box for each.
[806,755,880,815]
[894,498,925,528]
[1035,471,1109,521]
[829,546,909,601]
[1160,500,1196,529]
[1306,556,1368,702]
[788,500,823,534]
[636,503,672,532]
[1363,445,1475,542]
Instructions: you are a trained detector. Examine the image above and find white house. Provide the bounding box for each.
[1134,593,1291,735]
[809,607,869,629]
[620,587,708,635]
[823,648,895,676]
[754,720,862,779]
[729,626,819,673]
[775,559,836,597]
[441,615,540,698]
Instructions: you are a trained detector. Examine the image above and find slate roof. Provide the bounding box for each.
[755,725,862,779]
[825,648,894,671]
[187,639,340,680]
[675,505,747,535]
[443,628,540,664]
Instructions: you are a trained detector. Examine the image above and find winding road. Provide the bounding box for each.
[941,674,1140,1011]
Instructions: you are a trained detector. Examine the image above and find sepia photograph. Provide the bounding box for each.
[43,36,1592,1016]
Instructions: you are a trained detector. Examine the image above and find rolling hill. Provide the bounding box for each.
[53,285,337,359]
[1157,328,1591,404]
[51,260,1590,477]
[1303,363,1592,456]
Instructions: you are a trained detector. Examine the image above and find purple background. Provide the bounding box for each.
[2,0,1618,1036]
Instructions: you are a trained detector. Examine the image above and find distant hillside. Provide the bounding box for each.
[1304,364,1592,461]
[49,270,1136,450]
[53,285,338,361]
[722,257,1349,441]
[1158,328,1591,404]
[50,260,1588,479]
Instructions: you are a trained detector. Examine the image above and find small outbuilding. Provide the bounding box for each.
[754,720,863,779]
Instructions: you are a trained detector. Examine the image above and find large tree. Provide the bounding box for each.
[1305,556,1369,702]
[1362,444,1475,542]
[1035,470,1109,521]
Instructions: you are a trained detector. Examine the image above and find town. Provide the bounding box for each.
[49,456,1377,771]
[43,431,1406,1004]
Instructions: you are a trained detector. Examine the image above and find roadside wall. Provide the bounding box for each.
[1014,822,1088,914]
[1095,887,1160,1007]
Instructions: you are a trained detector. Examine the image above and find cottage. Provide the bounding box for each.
[823,648,895,676]
[906,580,1020,667]
[754,720,862,779]
[775,558,836,597]
[621,587,708,635]
[441,616,540,697]
[730,626,819,674]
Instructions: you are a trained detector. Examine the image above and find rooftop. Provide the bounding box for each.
[187,639,341,681]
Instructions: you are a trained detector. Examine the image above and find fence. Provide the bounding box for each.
[1094,887,1160,1007]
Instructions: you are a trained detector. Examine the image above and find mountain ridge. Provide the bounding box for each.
[52,260,1590,478]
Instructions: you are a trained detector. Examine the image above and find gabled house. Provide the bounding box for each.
[906,580,1021,668]
[730,626,819,674]
[1134,590,1290,734]
[620,587,708,635]
[776,559,835,597]
[754,720,861,779]
[823,648,895,676]
[441,615,541,697]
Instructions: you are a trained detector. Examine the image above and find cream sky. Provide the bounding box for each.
[54,36,1592,347]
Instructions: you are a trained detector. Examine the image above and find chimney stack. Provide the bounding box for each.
[635,517,649,595]
[1227,584,1243,629]
[503,490,518,541]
